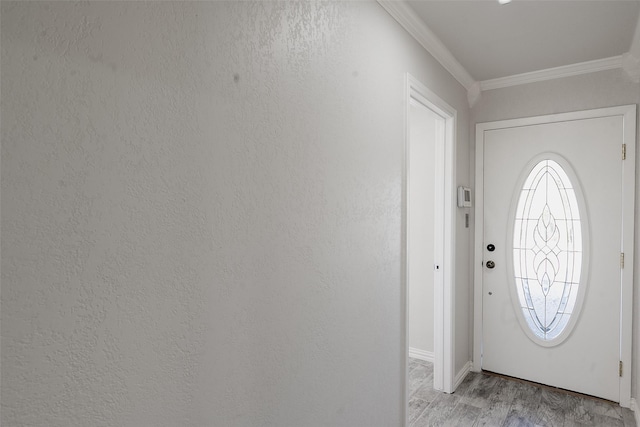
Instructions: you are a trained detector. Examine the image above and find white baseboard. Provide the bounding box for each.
[631,398,640,426]
[409,347,434,363]
[454,361,472,391]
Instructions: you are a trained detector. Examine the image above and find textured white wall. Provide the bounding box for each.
[1,2,471,426]
[471,68,640,402]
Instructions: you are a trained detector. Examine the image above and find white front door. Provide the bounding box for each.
[477,106,635,403]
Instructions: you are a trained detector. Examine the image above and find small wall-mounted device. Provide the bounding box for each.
[457,186,472,208]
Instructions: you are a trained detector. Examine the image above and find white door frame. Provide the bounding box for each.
[404,73,457,423]
[473,105,636,407]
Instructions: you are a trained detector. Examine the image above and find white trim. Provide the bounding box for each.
[404,73,458,421]
[479,56,623,91]
[472,123,485,373]
[378,0,475,91]
[454,361,472,391]
[474,105,636,406]
[409,348,434,363]
[619,105,635,408]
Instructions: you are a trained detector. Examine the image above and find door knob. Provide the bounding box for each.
[486,260,495,269]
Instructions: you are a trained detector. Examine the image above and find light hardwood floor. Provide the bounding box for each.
[409,358,637,427]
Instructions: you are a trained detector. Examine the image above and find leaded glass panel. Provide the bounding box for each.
[513,159,582,341]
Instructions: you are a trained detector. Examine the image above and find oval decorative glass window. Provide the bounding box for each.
[512,158,585,343]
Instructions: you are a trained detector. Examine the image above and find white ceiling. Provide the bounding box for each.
[405,0,640,82]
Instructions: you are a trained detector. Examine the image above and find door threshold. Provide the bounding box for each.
[481,370,619,405]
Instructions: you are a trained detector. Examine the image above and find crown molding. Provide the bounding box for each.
[377,0,475,91]
[378,0,632,104]
[479,56,624,91]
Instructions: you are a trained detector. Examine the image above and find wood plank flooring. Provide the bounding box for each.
[409,358,637,427]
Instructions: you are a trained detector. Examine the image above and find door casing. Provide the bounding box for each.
[473,105,636,407]
[404,73,457,426]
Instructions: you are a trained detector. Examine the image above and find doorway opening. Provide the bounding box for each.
[473,105,636,407]
[404,74,457,423]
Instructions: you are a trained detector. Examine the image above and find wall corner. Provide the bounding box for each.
[467,82,482,108]
[622,53,640,83]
